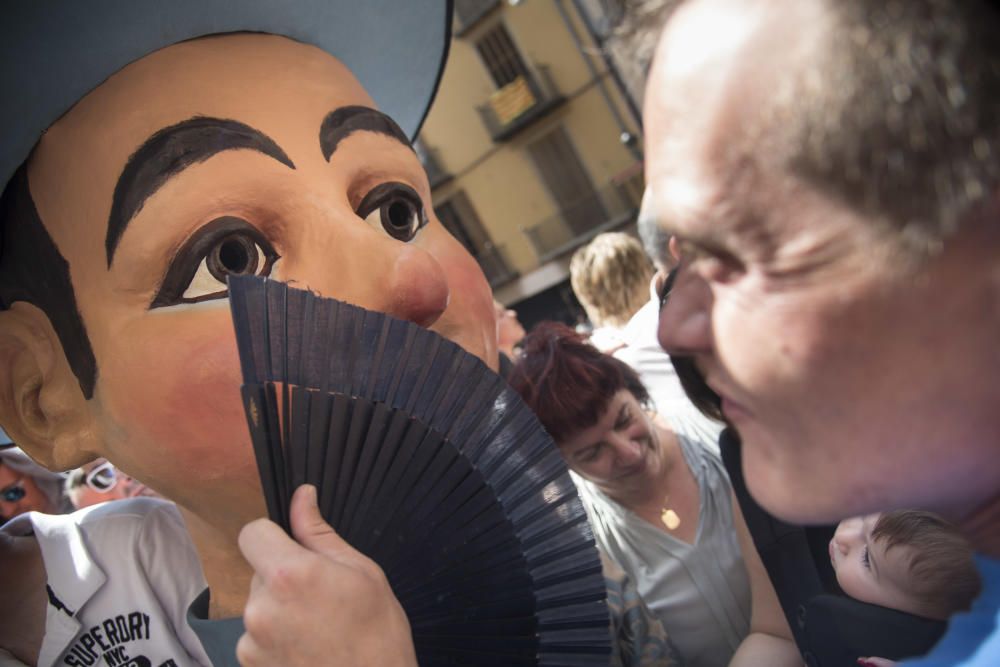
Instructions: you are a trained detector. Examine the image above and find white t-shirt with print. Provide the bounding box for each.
[2,498,209,667]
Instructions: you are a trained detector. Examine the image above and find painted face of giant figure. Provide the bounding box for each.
[0,33,497,553]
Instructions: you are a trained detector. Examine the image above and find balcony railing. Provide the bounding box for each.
[474,241,518,287]
[477,66,566,142]
[520,169,645,262]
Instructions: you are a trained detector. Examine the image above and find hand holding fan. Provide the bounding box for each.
[227,275,611,666]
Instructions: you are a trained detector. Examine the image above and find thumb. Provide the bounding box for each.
[288,484,352,558]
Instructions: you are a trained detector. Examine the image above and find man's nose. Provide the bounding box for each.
[658,267,712,355]
[278,222,449,329]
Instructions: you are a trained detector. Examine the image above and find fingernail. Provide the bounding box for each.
[305,484,317,503]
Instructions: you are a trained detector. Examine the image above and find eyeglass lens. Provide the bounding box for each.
[658,267,679,309]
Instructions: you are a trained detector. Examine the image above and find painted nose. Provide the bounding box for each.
[279,222,450,329]
[384,244,450,328]
[658,267,712,355]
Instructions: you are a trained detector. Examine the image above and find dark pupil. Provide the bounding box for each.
[209,235,259,281]
[385,200,413,232]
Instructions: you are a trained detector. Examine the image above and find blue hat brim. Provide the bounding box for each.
[1,0,453,192]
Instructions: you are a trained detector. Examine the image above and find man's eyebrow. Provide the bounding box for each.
[319,106,412,162]
[106,116,295,267]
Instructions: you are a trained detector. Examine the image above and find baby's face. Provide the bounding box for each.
[830,514,923,615]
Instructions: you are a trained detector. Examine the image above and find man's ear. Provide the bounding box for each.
[0,302,98,471]
[668,235,681,262]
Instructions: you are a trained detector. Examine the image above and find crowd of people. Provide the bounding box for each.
[0,430,152,523]
[1,0,999,666]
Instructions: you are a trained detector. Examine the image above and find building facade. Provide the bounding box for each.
[418,0,644,327]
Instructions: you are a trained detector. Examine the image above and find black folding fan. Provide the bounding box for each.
[227,275,610,666]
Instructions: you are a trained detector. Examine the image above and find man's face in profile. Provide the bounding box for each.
[645,0,1000,524]
[20,33,498,533]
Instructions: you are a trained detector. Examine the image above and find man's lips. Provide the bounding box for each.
[720,396,751,421]
[706,379,751,421]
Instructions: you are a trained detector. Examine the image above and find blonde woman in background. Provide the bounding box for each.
[570,232,655,354]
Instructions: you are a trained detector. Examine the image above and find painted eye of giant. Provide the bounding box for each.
[355,182,429,242]
[150,216,279,308]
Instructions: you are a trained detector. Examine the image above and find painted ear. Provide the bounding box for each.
[0,302,98,470]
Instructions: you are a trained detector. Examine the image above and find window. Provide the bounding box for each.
[527,127,606,235]
[414,139,450,189]
[475,24,530,88]
[435,192,515,286]
[455,0,500,31]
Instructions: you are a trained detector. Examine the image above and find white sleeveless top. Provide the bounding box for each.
[572,434,751,667]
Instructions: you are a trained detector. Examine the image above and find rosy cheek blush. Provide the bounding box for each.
[100,310,250,469]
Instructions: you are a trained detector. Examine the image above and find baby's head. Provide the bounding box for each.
[830,511,981,620]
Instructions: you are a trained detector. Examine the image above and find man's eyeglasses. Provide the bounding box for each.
[1,480,26,503]
[85,461,118,493]
[658,267,679,309]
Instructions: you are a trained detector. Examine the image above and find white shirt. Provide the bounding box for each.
[589,325,629,354]
[613,290,723,452]
[2,498,209,667]
[574,435,751,667]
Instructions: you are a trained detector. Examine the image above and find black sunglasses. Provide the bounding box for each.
[1,481,26,503]
[657,267,680,309]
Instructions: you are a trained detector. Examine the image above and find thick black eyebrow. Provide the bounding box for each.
[319,106,412,161]
[106,117,295,267]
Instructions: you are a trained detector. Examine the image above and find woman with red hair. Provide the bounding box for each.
[509,322,753,667]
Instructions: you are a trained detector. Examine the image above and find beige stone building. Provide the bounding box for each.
[418,0,644,323]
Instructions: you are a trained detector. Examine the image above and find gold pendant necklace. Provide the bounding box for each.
[657,444,681,531]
